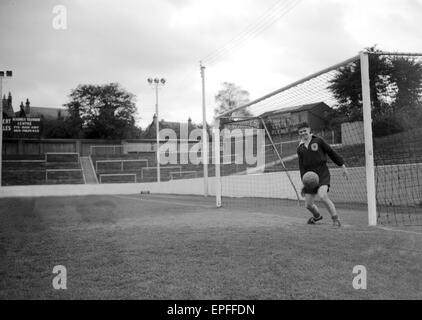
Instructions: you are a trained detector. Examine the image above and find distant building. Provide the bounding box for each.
[26,105,69,120]
[2,93,68,120]
[223,102,332,142]
[142,115,207,140]
[260,102,331,133]
[2,92,16,118]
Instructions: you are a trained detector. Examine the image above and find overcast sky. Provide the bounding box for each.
[1,0,422,128]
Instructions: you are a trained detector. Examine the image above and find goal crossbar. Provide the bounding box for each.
[215,55,360,119]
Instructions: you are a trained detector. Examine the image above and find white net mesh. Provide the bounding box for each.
[215,52,422,226]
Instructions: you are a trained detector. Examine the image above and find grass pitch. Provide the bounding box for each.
[0,194,421,299]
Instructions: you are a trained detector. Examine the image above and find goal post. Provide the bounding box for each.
[213,50,422,226]
[360,51,377,226]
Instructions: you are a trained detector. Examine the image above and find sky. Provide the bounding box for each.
[1,0,422,128]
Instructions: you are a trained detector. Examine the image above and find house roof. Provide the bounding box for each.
[27,107,69,119]
[259,102,329,117]
[142,117,202,139]
[3,105,15,117]
[2,95,15,118]
[159,120,184,131]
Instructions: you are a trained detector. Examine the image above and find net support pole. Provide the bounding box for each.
[213,119,222,207]
[360,51,377,226]
[0,77,3,187]
[259,117,301,205]
[200,62,209,197]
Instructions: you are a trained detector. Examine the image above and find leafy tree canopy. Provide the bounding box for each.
[64,83,141,139]
[214,82,253,118]
[327,46,422,135]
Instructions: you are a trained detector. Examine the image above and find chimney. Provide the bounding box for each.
[7,92,12,107]
[20,102,25,115]
[2,94,14,117]
[25,98,30,117]
[188,117,192,133]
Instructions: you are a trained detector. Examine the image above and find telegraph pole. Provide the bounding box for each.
[200,62,208,197]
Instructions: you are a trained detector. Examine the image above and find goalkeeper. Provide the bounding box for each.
[296,122,349,226]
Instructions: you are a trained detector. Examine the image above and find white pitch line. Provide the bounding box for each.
[373,226,422,236]
[111,196,422,234]
[112,195,215,209]
[137,194,203,200]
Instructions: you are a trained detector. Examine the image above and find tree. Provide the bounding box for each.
[64,83,141,139]
[41,118,74,138]
[214,82,253,118]
[327,46,422,136]
[389,56,422,128]
[327,46,391,122]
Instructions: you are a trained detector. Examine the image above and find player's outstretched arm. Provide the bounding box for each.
[320,138,344,166]
[320,138,348,179]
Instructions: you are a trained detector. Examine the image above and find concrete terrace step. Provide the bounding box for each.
[80,156,99,184]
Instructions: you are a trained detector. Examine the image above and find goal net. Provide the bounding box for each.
[213,51,422,226]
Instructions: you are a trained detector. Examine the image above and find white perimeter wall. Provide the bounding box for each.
[341,121,364,146]
[1,164,421,206]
